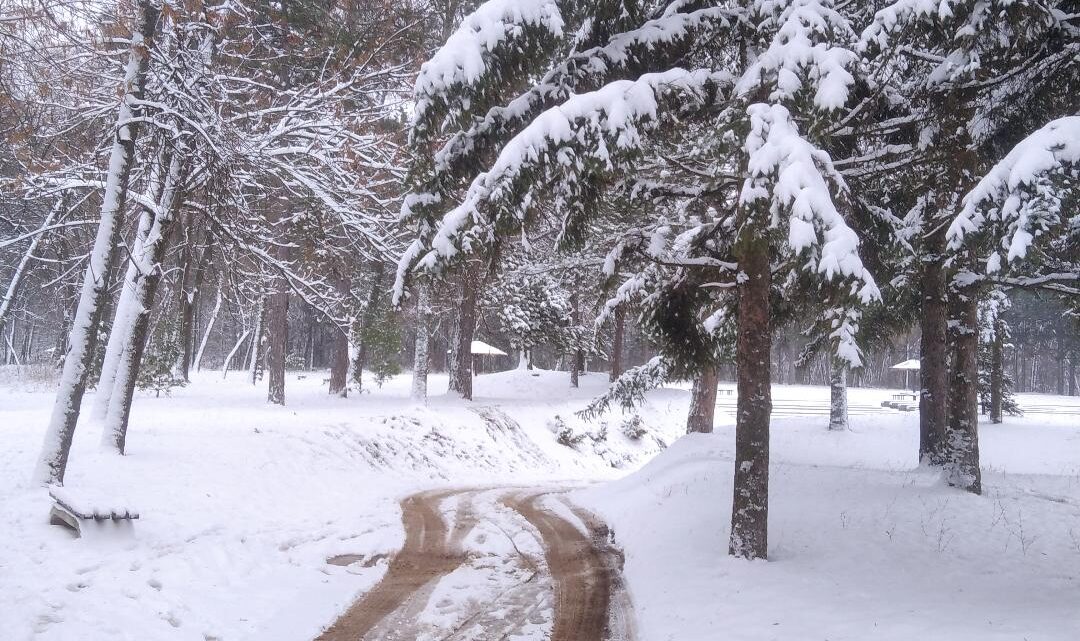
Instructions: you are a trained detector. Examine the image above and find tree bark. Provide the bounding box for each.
[610,303,625,383]
[944,282,982,494]
[1069,358,1077,397]
[93,208,154,421]
[102,155,183,453]
[686,363,718,434]
[329,273,350,397]
[828,359,848,431]
[918,230,948,465]
[266,252,290,406]
[410,282,431,402]
[570,289,582,388]
[990,316,1004,424]
[193,282,222,372]
[729,219,771,560]
[448,274,478,400]
[352,263,386,393]
[1056,333,1067,397]
[35,0,159,485]
[248,294,266,385]
[175,230,209,381]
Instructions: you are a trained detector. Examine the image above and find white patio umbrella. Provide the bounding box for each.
[891,359,920,391]
[470,340,508,356]
[470,340,509,374]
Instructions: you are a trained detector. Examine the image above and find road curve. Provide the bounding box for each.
[315,487,632,641]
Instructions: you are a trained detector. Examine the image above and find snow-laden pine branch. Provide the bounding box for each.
[947,116,1080,269]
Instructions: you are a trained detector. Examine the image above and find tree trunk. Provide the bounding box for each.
[410,282,431,402]
[35,0,159,485]
[729,219,771,560]
[329,273,350,397]
[93,208,154,421]
[1069,358,1077,397]
[1056,334,1067,397]
[918,232,948,465]
[686,363,718,434]
[944,282,982,494]
[266,252,290,406]
[248,295,266,385]
[990,317,1004,424]
[610,303,625,383]
[0,196,64,342]
[448,274,478,400]
[828,359,848,431]
[570,289,582,388]
[194,283,222,372]
[221,330,250,378]
[102,155,183,453]
[175,232,209,382]
[352,263,386,393]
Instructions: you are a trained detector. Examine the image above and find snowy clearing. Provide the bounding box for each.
[2,367,1077,640]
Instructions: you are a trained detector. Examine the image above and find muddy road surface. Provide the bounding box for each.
[316,488,633,641]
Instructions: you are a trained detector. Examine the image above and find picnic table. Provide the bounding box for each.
[881,392,918,411]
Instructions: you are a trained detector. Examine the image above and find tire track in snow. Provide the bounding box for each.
[316,487,633,641]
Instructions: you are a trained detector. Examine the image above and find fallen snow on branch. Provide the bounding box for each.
[742,103,880,302]
[415,69,720,272]
[412,0,564,122]
[948,116,1080,266]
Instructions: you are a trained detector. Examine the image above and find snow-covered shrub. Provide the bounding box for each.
[548,414,586,448]
[620,415,649,440]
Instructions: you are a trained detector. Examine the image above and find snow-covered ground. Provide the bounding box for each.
[0,367,678,641]
[1,365,1077,640]
[578,394,1080,641]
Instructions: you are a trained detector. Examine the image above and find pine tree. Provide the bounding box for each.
[396,0,881,560]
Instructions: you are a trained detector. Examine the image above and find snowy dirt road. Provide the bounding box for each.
[317,487,633,641]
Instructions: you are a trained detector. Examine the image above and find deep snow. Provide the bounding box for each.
[1,365,1077,640]
[577,397,1080,641]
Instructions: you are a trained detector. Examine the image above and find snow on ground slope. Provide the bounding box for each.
[0,367,680,641]
[3,364,1078,640]
[576,405,1080,641]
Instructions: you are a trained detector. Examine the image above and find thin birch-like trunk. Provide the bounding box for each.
[410,282,431,402]
[194,283,223,371]
[609,303,625,383]
[221,330,251,378]
[248,294,266,385]
[0,196,65,340]
[35,0,159,485]
[990,317,1004,424]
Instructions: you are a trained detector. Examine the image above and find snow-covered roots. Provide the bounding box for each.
[317,487,634,641]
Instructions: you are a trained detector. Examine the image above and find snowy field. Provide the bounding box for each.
[1,367,1078,640]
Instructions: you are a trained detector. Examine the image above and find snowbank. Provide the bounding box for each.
[0,367,679,640]
[576,407,1080,640]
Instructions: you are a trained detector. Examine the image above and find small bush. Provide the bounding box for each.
[620,415,649,440]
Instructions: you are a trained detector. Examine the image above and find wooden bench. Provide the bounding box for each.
[49,487,139,539]
[717,388,735,396]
